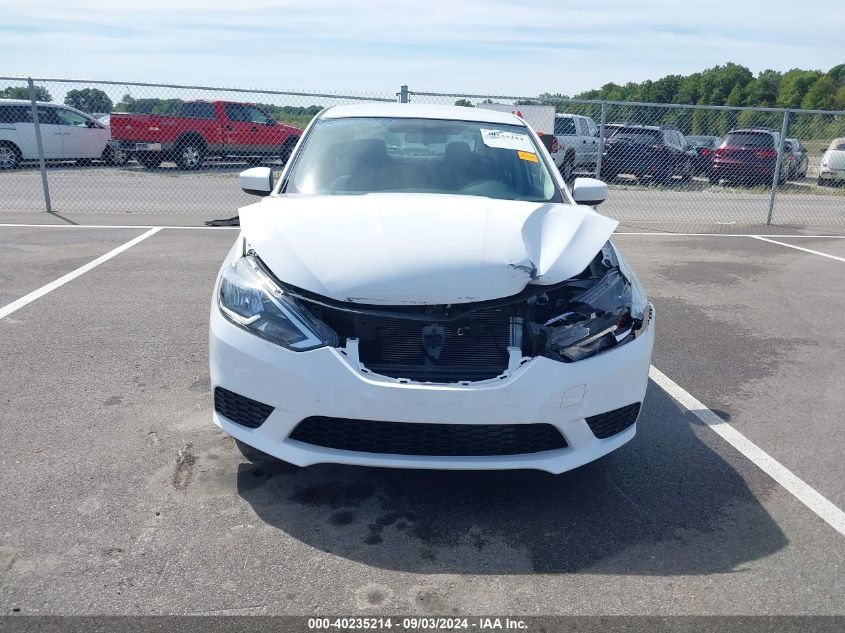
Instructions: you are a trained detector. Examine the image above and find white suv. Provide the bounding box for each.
[551,113,600,180]
[0,99,123,169]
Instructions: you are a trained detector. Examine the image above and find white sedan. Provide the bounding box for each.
[209,103,654,474]
[0,99,125,169]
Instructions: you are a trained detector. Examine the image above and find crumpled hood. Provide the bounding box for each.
[239,193,617,305]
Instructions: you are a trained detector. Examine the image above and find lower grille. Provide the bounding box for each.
[214,387,274,429]
[289,417,568,456]
[585,403,641,439]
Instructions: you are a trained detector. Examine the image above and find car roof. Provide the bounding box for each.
[321,103,525,126]
[728,128,776,134]
[0,98,56,107]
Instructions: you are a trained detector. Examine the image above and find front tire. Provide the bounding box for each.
[175,140,205,170]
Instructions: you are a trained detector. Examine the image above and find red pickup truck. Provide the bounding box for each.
[109,100,302,170]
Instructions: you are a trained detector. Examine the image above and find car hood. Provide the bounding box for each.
[239,193,617,305]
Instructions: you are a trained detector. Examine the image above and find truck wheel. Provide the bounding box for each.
[0,142,22,170]
[559,156,574,182]
[136,152,163,169]
[103,146,129,166]
[176,141,205,170]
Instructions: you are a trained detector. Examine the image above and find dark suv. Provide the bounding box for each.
[711,129,791,186]
[601,125,695,184]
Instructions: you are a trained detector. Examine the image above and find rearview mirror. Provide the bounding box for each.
[571,177,607,206]
[240,167,274,196]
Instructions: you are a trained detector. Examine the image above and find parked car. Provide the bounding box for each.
[210,104,654,474]
[0,98,125,169]
[784,138,808,179]
[551,113,600,180]
[686,135,721,176]
[819,138,845,186]
[711,129,790,186]
[600,124,695,183]
[601,123,623,139]
[109,100,302,170]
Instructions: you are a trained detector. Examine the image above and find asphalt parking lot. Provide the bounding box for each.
[1,220,844,615]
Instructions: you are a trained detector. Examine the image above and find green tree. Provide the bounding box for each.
[801,76,836,110]
[777,69,823,108]
[64,88,113,113]
[0,85,52,101]
[744,70,782,107]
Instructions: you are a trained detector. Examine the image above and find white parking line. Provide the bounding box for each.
[615,232,845,238]
[0,228,161,320]
[751,236,845,262]
[0,223,238,230]
[649,365,845,537]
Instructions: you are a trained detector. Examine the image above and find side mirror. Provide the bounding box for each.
[240,167,274,196]
[571,177,607,206]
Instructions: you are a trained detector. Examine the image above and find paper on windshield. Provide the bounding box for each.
[480,129,534,152]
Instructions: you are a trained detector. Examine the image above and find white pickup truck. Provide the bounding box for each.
[551,114,601,181]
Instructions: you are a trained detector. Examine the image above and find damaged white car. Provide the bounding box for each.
[209,104,654,474]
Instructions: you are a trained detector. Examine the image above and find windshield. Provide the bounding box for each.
[724,132,774,148]
[284,117,561,203]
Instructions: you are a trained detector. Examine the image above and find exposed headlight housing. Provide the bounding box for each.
[540,242,650,363]
[218,255,337,351]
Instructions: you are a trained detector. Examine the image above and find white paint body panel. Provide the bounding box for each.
[239,194,617,304]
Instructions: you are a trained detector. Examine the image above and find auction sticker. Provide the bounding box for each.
[517,151,538,163]
[480,129,533,152]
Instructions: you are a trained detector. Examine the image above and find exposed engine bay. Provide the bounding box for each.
[263,242,650,383]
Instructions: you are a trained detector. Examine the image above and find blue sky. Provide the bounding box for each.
[1,0,843,97]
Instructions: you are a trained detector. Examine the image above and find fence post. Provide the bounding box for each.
[399,85,409,103]
[766,109,790,225]
[596,101,607,179]
[27,78,52,214]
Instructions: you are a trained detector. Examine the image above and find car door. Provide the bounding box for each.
[581,117,600,167]
[11,105,64,159]
[53,107,109,159]
[223,103,280,155]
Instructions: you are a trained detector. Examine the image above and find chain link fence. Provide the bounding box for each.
[1,77,844,228]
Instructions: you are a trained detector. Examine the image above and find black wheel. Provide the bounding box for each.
[75,158,94,167]
[175,140,205,170]
[246,156,265,166]
[103,145,129,166]
[0,142,20,170]
[708,172,719,185]
[136,152,163,169]
[680,159,693,182]
[559,156,574,183]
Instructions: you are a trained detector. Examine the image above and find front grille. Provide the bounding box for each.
[214,387,274,429]
[585,403,641,439]
[357,308,512,382]
[289,417,568,456]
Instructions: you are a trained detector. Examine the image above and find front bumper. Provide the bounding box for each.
[209,301,655,474]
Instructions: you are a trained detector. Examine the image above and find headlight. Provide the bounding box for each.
[218,255,337,351]
[543,242,649,363]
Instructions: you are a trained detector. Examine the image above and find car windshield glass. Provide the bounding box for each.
[725,133,773,148]
[613,128,660,143]
[285,117,561,202]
